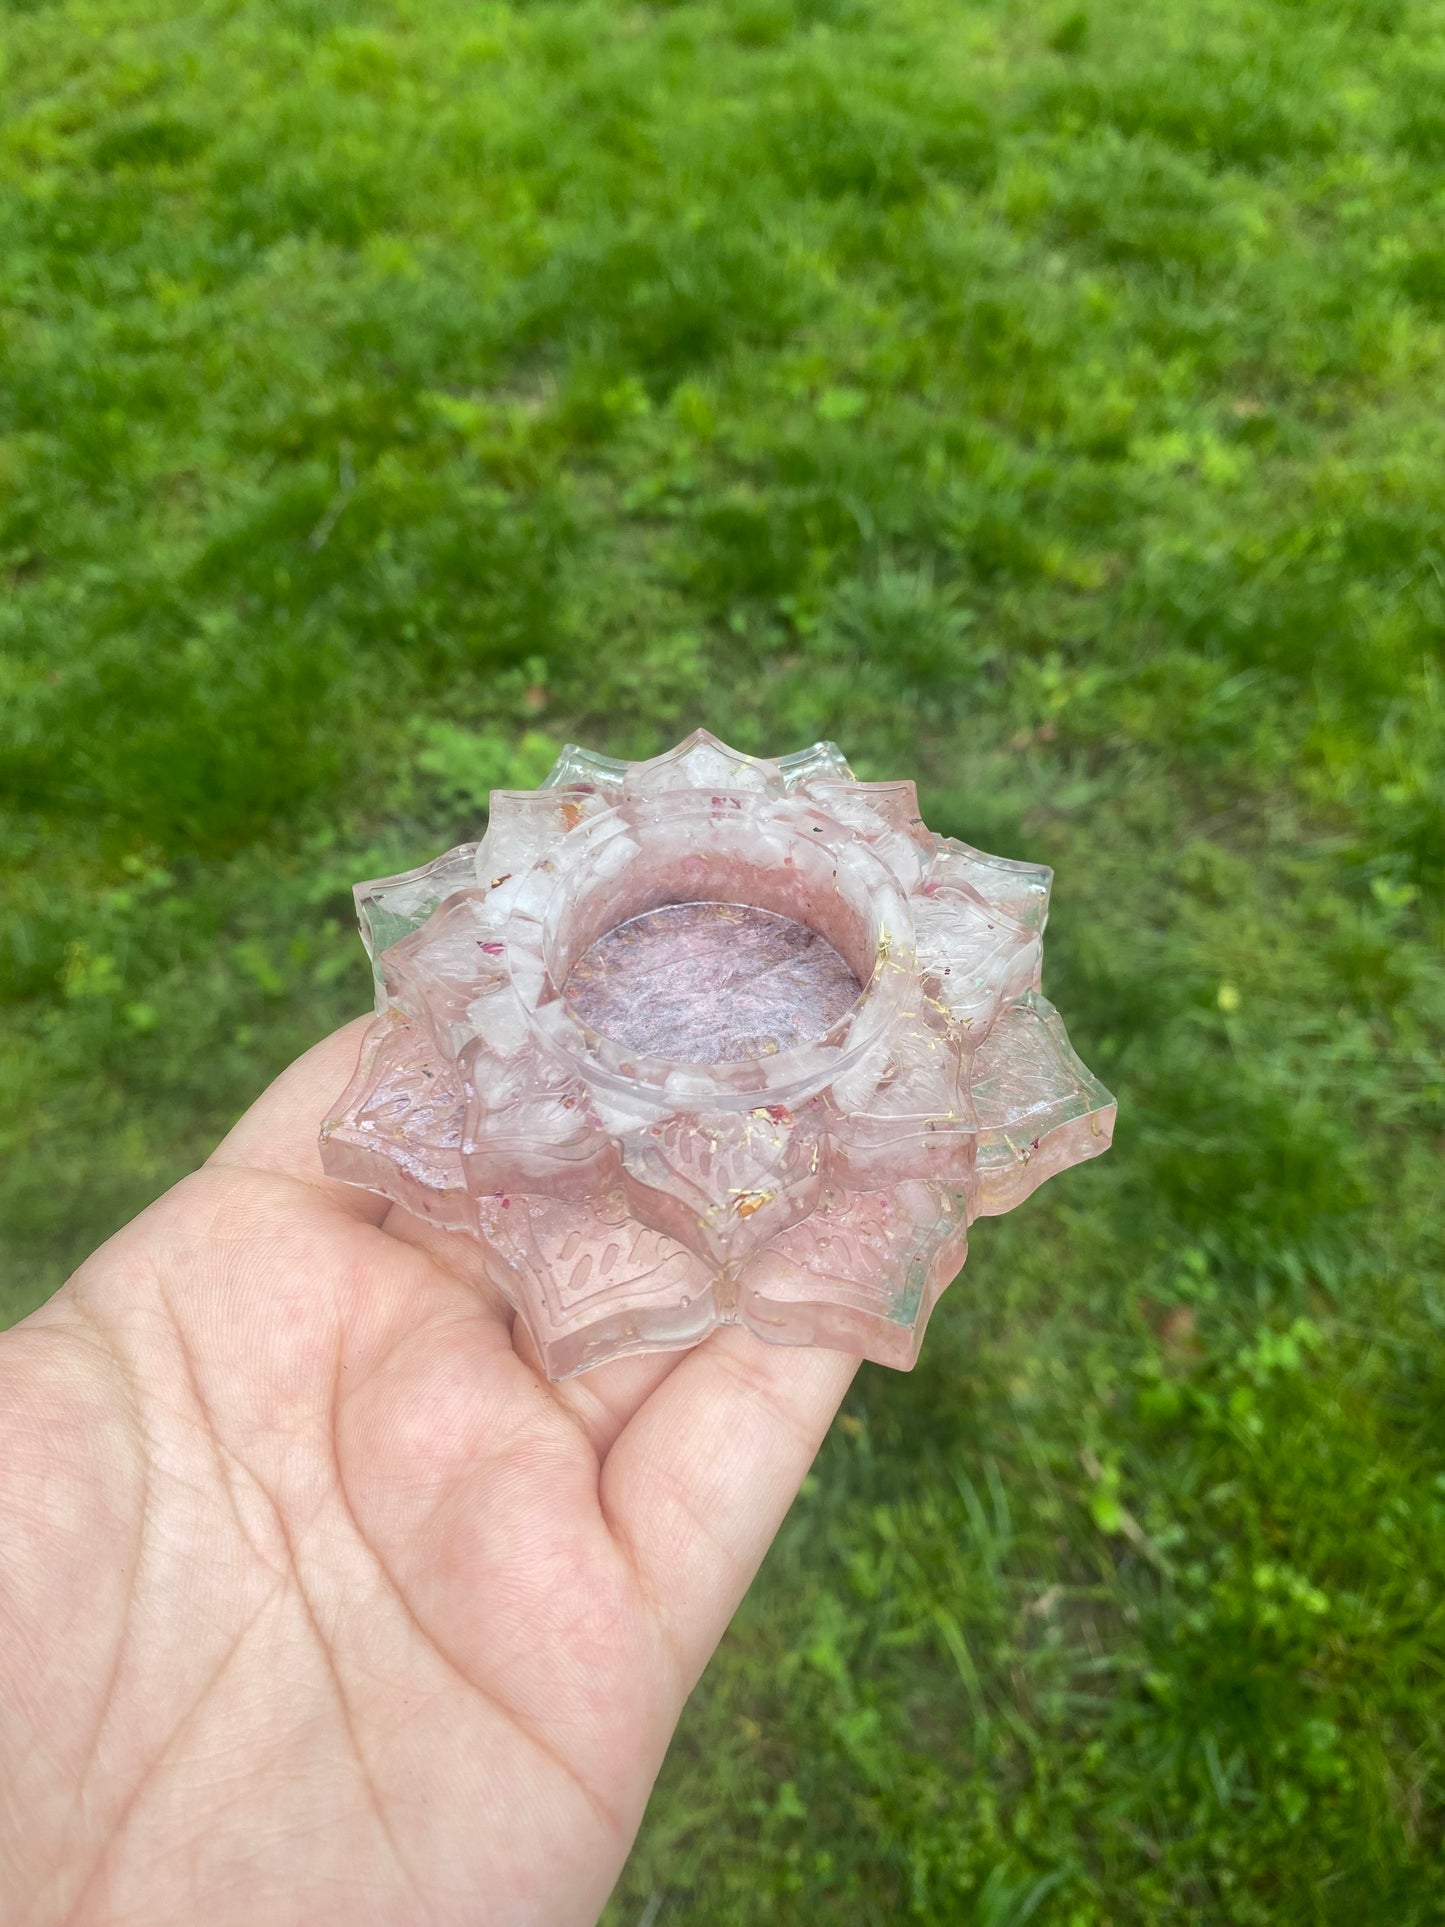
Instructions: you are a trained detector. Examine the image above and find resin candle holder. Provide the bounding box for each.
[320,731,1115,1378]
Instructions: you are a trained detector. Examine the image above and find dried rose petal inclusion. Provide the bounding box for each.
[563,901,862,1064]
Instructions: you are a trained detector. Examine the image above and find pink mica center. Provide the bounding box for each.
[562,900,862,1064]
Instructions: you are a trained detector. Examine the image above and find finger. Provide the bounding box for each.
[510,1320,692,1457]
[208,1015,389,1221]
[600,1327,858,1689]
[382,1201,517,1331]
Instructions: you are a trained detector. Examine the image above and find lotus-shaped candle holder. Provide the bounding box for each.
[321,731,1114,1377]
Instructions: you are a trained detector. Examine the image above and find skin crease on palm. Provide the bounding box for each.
[0,1019,859,1926]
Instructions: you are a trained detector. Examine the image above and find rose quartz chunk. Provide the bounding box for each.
[563,901,861,1064]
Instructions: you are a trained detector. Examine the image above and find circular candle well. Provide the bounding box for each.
[562,900,862,1065]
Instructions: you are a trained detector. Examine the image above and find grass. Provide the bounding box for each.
[3,0,1445,1916]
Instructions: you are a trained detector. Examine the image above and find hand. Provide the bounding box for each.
[0,1021,856,1926]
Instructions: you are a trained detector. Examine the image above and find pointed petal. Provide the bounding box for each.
[476,1186,719,1379]
[802,777,934,888]
[913,887,1042,1038]
[739,1179,968,1369]
[319,1012,474,1230]
[824,1019,976,1191]
[624,728,784,796]
[927,837,1053,934]
[777,739,855,787]
[478,787,612,880]
[460,1037,619,1200]
[377,892,510,1059]
[355,844,481,994]
[543,743,629,794]
[619,1107,825,1269]
[970,992,1115,1217]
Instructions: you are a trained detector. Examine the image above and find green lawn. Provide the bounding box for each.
[4,0,1445,1916]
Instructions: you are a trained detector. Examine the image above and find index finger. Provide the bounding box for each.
[600,1327,858,1690]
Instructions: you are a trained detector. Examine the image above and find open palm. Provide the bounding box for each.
[1,1022,856,1926]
